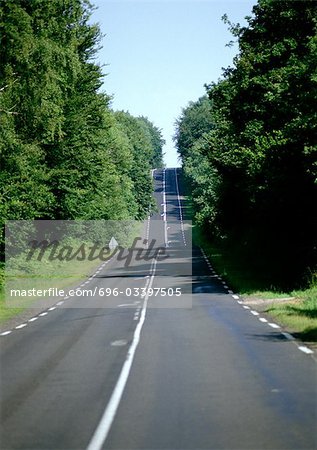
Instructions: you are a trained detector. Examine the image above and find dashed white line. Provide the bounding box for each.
[233,295,240,300]
[282,332,295,341]
[118,303,137,308]
[298,346,314,355]
[238,302,314,356]
[0,331,12,336]
[111,340,128,347]
[268,323,281,329]
[0,253,119,337]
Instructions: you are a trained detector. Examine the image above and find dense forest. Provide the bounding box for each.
[1,0,316,291]
[175,0,317,289]
[0,0,164,255]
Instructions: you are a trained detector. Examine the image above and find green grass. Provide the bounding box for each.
[264,286,317,342]
[0,222,142,323]
[0,264,23,322]
[0,253,104,323]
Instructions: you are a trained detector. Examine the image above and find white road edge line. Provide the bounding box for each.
[282,332,295,341]
[86,258,157,450]
[268,323,280,329]
[298,346,314,355]
[1,254,119,336]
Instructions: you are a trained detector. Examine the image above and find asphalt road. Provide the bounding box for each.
[0,168,316,450]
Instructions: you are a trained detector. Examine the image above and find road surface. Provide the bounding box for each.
[0,168,316,449]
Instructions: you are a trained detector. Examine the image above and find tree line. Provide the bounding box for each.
[0,0,164,254]
[175,0,316,289]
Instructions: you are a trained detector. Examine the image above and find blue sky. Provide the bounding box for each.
[92,0,256,167]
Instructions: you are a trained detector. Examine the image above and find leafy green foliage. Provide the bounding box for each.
[137,116,165,169]
[114,111,158,219]
[0,0,164,257]
[173,96,219,228]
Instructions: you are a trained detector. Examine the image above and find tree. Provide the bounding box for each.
[174,96,217,227]
[0,0,166,259]
[114,111,155,219]
[138,116,165,169]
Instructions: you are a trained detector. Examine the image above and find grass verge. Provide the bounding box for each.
[0,221,142,324]
[0,257,102,323]
[264,286,317,342]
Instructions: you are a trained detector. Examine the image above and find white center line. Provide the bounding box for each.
[86,258,157,450]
